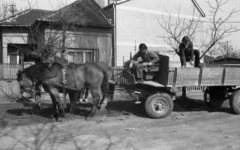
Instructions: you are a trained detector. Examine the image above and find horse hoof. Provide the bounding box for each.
[105,106,110,113]
[55,117,59,122]
[69,110,75,114]
[97,106,101,110]
[32,105,42,114]
[88,113,94,118]
[54,113,59,121]
[57,118,64,122]
[85,116,94,121]
[86,112,95,120]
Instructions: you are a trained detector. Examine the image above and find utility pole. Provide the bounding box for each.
[224,41,228,64]
[9,4,16,16]
[134,40,136,54]
[226,41,229,57]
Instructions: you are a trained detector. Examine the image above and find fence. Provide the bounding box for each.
[0,63,122,80]
[0,64,204,92]
[175,86,205,93]
[0,63,33,80]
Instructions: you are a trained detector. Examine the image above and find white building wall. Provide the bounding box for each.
[115,0,205,66]
[2,33,29,63]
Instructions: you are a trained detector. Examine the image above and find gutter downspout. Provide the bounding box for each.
[191,0,205,17]
[113,2,117,67]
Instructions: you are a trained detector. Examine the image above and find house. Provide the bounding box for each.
[103,0,205,66]
[205,57,240,67]
[0,0,114,67]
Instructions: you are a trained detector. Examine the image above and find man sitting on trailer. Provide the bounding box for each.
[175,36,200,68]
[130,43,159,83]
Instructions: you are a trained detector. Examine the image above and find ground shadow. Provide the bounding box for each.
[6,108,32,116]
[71,103,92,117]
[70,100,148,118]
[173,95,233,114]
[103,100,148,118]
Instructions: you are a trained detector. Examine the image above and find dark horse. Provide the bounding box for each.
[70,61,115,112]
[78,61,114,102]
[17,62,109,121]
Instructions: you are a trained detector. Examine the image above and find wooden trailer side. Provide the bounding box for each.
[166,67,240,87]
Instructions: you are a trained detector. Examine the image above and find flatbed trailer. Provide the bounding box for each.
[119,54,240,119]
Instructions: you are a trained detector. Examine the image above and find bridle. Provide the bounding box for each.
[18,71,36,95]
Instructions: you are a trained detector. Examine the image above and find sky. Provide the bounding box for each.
[0,0,240,49]
[196,0,240,50]
[0,0,76,10]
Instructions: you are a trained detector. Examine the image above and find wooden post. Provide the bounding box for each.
[20,52,24,70]
[182,87,186,98]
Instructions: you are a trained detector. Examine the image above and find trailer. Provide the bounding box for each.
[119,54,240,119]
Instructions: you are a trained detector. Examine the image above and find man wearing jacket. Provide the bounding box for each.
[131,43,159,83]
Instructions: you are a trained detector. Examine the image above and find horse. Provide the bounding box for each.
[17,62,109,121]
[78,62,114,103]
[69,61,115,112]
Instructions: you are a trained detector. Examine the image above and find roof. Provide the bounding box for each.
[41,0,113,27]
[0,9,52,26]
[214,57,240,61]
[205,56,240,64]
[204,55,214,63]
[0,0,113,28]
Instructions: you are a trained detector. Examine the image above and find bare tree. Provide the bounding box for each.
[0,3,12,20]
[0,1,89,102]
[158,7,202,52]
[200,0,240,59]
[29,3,88,61]
[158,0,240,59]
[1,0,88,62]
[215,41,240,58]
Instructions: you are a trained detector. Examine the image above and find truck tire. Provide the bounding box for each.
[204,87,225,108]
[145,93,173,119]
[229,90,240,114]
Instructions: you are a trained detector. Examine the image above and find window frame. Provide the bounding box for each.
[66,48,99,63]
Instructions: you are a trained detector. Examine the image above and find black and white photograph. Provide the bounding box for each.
[0,0,240,149]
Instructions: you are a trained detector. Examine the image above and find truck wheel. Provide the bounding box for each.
[145,93,173,119]
[229,90,240,114]
[204,87,224,108]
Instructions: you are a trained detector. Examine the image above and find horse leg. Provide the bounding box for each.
[108,84,115,102]
[105,84,115,111]
[79,88,89,103]
[47,93,59,121]
[98,80,109,109]
[79,90,84,103]
[98,89,106,110]
[83,88,89,102]
[68,92,77,113]
[32,83,42,114]
[87,88,100,118]
[48,88,65,121]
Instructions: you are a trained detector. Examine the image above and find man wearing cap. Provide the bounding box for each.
[131,43,159,83]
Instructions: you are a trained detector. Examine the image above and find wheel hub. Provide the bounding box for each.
[154,101,165,112]
[205,91,210,102]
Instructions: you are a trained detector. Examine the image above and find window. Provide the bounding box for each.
[9,54,17,64]
[67,49,99,64]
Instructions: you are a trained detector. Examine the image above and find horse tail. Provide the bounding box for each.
[101,69,109,93]
[98,69,109,108]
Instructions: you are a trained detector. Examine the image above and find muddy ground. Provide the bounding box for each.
[0,91,240,150]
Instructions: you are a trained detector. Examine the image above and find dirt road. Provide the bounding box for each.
[0,92,240,150]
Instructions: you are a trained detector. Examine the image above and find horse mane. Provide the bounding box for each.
[22,62,64,82]
[51,62,63,68]
[22,64,42,81]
